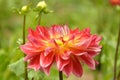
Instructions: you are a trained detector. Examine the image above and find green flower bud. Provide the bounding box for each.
[22,6,28,12]
[36,1,47,10]
[21,5,29,15]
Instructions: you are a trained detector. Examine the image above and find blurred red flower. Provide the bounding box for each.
[20,25,102,77]
[110,0,120,6]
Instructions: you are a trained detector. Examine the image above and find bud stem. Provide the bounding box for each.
[23,15,26,44]
[22,15,28,80]
[38,11,42,25]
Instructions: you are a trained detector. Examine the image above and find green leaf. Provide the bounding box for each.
[8,58,24,76]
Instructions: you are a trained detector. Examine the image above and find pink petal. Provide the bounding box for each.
[44,47,53,56]
[20,43,41,55]
[28,55,41,71]
[51,25,69,36]
[72,57,83,77]
[76,37,92,49]
[70,47,88,56]
[63,25,70,35]
[87,51,99,57]
[56,55,70,71]
[28,28,37,37]
[88,47,101,52]
[40,52,54,68]
[24,55,35,61]
[62,60,73,77]
[28,34,46,48]
[24,53,40,61]
[86,46,102,57]
[80,53,95,70]
[42,63,52,75]
[69,34,75,41]
[70,28,79,33]
[36,26,50,40]
[95,36,102,44]
[60,51,72,60]
[90,35,102,46]
[74,52,87,56]
[81,28,90,35]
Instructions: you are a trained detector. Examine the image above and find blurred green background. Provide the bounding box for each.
[0,0,120,80]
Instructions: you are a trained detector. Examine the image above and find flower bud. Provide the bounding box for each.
[36,1,47,10]
[21,5,29,15]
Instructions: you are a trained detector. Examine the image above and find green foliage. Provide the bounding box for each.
[28,66,61,80]
[9,58,24,76]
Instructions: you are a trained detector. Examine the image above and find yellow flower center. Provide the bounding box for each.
[55,39,64,47]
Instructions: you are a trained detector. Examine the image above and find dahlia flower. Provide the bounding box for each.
[110,0,120,6]
[20,25,102,77]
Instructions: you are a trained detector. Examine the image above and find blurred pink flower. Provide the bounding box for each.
[20,25,102,77]
[110,0,120,6]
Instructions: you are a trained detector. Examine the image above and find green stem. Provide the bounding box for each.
[113,22,120,80]
[59,71,63,80]
[23,15,28,80]
[38,11,42,25]
[23,15,26,44]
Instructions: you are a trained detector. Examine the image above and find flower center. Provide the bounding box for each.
[55,39,64,47]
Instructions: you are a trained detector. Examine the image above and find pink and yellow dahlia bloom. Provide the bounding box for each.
[20,25,102,77]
